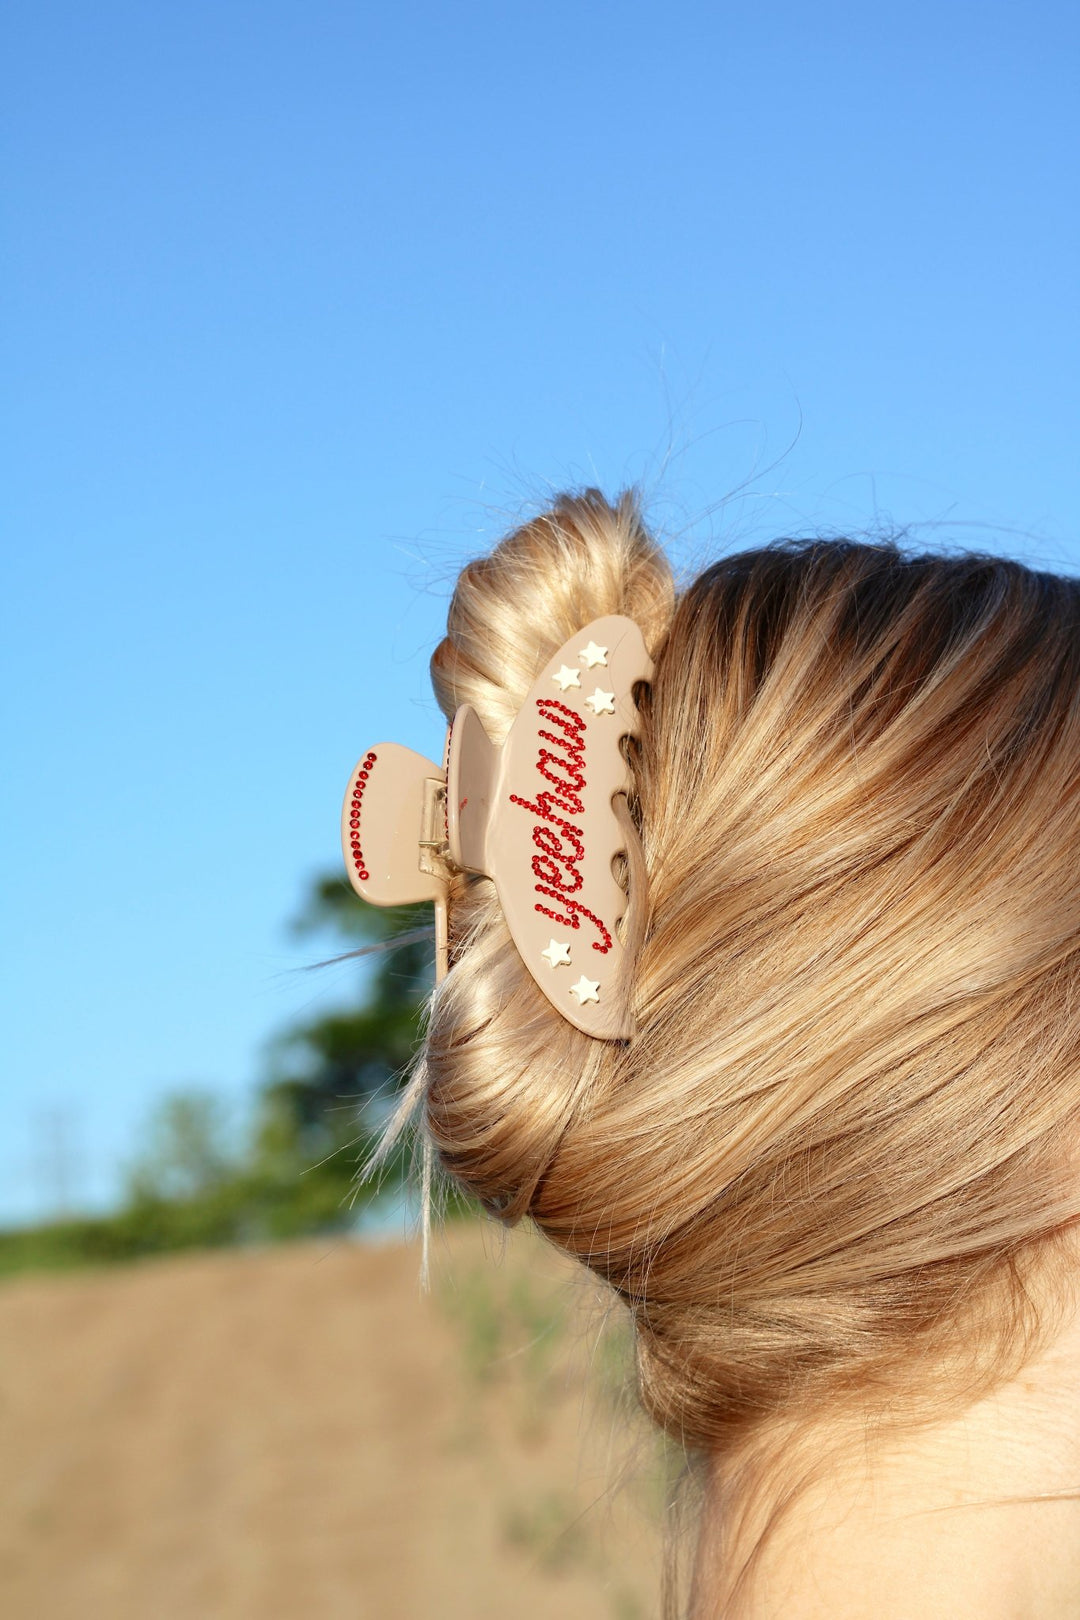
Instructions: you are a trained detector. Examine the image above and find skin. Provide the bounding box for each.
[693,1281,1080,1619]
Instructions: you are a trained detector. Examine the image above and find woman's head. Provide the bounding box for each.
[417,488,1080,1465]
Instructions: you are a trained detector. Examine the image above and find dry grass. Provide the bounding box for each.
[0,1218,668,1619]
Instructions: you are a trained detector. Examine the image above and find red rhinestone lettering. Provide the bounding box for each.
[508,698,611,954]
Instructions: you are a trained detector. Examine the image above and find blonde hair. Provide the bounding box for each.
[413,489,1080,1601]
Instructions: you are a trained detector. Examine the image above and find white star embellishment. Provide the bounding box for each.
[579,640,608,668]
[569,975,601,1006]
[552,664,581,692]
[585,687,616,716]
[541,939,572,969]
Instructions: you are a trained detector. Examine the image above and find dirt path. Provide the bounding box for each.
[0,1222,665,1618]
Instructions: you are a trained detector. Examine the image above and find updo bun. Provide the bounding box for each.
[419,492,1080,1476]
[421,491,674,1216]
[429,488,675,739]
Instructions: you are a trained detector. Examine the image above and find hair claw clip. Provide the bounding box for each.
[341,615,653,1040]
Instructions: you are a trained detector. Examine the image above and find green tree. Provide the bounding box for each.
[250,880,433,1183]
[125,1089,237,1204]
[0,876,437,1274]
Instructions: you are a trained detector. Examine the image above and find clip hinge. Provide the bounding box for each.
[418,775,450,879]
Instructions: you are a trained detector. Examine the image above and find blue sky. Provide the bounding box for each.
[4,0,1078,1223]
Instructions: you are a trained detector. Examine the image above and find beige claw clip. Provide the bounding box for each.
[341,615,653,1040]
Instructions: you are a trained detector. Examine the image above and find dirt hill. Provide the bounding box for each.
[0,1220,667,1619]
